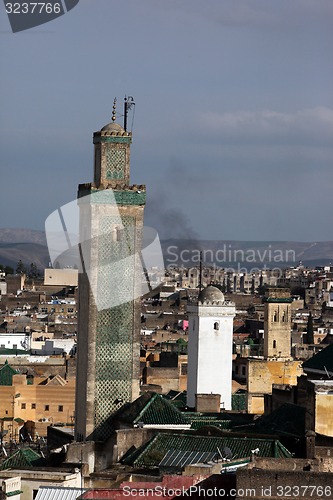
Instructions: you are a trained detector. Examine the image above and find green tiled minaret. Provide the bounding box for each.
[75,103,145,441]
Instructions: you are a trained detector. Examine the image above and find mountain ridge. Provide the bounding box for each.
[0,228,332,270]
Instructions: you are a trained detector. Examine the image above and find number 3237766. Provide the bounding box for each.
[5,3,62,14]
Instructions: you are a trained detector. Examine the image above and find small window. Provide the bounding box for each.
[45,405,49,411]
[242,366,246,376]
[116,227,123,242]
[13,344,17,349]
[273,340,277,349]
[58,405,63,412]
[31,403,36,409]
[181,363,188,375]
[21,403,26,409]
[235,366,239,374]
[214,322,219,330]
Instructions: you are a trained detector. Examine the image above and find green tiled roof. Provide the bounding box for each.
[163,391,187,409]
[303,343,333,374]
[254,403,306,437]
[0,361,19,386]
[123,432,292,467]
[190,418,232,430]
[1,447,47,469]
[114,392,190,426]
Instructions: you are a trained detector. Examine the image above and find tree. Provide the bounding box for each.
[16,259,26,274]
[4,265,14,275]
[28,262,39,278]
[305,312,314,344]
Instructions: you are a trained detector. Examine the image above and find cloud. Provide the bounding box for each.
[191,107,333,146]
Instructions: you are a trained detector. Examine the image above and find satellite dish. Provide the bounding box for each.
[223,447,233,460]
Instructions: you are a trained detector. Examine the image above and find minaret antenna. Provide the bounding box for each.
[124,95,135,131]
[199,251,203,290]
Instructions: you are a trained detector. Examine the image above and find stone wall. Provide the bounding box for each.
[236,468,333,499]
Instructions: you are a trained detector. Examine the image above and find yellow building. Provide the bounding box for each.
[247,358,303,414]
[242,288,303,414]
[0,362,75,440]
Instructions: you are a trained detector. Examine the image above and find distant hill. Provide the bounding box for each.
[161,239,333,269]
[0,228,332,271]
[0,229,49,270]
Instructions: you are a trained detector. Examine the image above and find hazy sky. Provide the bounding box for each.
[1,0,332,241]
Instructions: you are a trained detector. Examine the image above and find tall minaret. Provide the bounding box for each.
[263,287,292,359]
[75,100,146,441]
[187,286,235,410]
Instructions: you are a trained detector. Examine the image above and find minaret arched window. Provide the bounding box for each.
[214,322,220,331]
[113,226,123,242]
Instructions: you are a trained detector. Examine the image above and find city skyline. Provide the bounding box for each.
[1,0,332,242]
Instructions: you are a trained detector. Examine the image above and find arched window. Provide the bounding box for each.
[116,227,123,242]
[273,340,276,349]
[214,321,219,330]
[273,311,278,322]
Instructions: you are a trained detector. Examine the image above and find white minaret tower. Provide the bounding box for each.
[187,285,235,410]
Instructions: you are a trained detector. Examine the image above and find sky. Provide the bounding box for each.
[0,0,332,242]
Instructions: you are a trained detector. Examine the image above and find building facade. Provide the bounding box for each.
[187,286,235,410]
[264,288,292,359]
[75,112,145,441]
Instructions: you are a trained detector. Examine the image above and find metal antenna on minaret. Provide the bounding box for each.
[112,98,117,122]
[124,95,135,131]
[199,251,203,290]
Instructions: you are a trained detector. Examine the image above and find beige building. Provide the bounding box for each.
[247,358,303,413]
[239,288,303,414]
[0,366,75,440]
[44,269,78,287]
[0,468,81,500]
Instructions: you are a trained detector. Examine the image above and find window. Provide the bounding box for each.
[235,366,239,374]
[21,403,26,409]
[31,403,36,409]
[116,227,123,242]
[181,363,188,375]
[45,405,49,411]
[241,366,246,376]
[214,322,219,330]
[58,405,63,412]
[273,340,277,349]
[13,344,17,349]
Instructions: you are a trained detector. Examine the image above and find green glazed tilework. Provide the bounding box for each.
[94,215,136,440]
[106,147,126,180]
[93,135,132,144]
